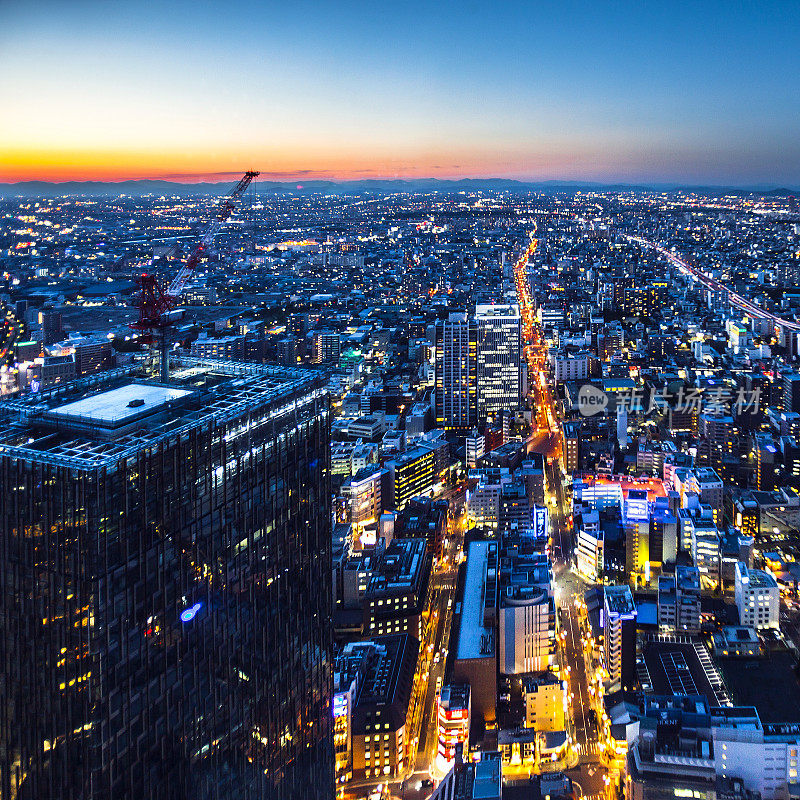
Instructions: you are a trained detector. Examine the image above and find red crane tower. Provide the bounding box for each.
[131,170,259,380]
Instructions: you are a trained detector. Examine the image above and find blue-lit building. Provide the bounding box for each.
[0,359,333,800]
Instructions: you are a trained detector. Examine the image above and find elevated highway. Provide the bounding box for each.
[626,235,800,333]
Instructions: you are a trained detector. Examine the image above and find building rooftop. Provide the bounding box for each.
[0,358,324,469]
[604,585,636,616]
[456,540,495,661]
[440,684,471,711]
[736,563,778,589]
[642,640,725,707]
[48,383,192,427]
[366,537,428,596]
[719,650,800,724]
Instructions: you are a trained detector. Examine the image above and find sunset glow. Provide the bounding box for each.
[2,0,799,186]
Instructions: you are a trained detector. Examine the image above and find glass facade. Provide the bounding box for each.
[475,304,521,419]
[0,361,333,800]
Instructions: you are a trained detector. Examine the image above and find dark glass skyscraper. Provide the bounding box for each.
[0,359,333,800]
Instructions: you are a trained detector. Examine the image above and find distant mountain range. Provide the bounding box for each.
[0,177,797,198]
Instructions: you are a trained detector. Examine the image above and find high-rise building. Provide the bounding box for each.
[735,562,779,630]
[576,508,603,581]
[348,634,419,782]
[363,537,432,640]
[39,309,63,345]
[784,372,800,414]
[434,305,521,427]
[465,427,485,468]
[561,420,580,473]
[0,359,333,800]
[435,313,477,430]
[387,445,435,511]
[603,585,637,691]
[475,303,521,419]
[314,330,341,364]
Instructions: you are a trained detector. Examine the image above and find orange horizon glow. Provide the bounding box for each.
[0,144,604,184]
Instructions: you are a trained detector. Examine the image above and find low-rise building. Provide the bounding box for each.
[523,672,567,733]
[712,626,760,658]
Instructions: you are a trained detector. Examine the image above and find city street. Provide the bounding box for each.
[519,229,610,800]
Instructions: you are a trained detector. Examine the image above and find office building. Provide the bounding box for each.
[467,472,509,531]
[314,330,341,364]
[688,467,725,526]
[691,515,722,584]
[387,446,435,510]
[475,303,521,419]
[465,427,485,469]
[628,695,800,800]
[734,562,779,631]
[784,372,800,414]
[276,336,297,366]
[435,313,477,429]
[0,359,333,800]
[561,420,580,473]
[349,634,419,781]
[364,538,432,639]
[553,351,590,382]
[334,641,379,782]
[346,466,387,542]
[576,509,603,581]
[190,331,246,360]
[39,309,63,345]
[604,585,637,691]
[63,335,114,376]
[712,626,760,658]
[452,541,497,726]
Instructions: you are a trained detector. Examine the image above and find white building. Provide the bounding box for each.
[687,467,724,525]
[523,672,567,732]
[465,428,485,469]
[603,585,637,691]
[735,562,779,630]
[347,466,386,540]
[499,585,555,674]
[467,471,511,532]
[691,516,721,583]
[553,351,590,383]
[576,509,603,582]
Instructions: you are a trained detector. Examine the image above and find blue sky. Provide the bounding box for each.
[1,0,799,184]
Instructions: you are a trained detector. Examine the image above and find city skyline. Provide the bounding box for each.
[2,0,800,185]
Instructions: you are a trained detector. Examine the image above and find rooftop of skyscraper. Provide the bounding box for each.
[0,358,325,469]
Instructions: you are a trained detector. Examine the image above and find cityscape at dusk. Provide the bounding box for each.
[3,3,800,800]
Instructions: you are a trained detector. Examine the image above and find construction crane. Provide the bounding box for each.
[131,170,259,381]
